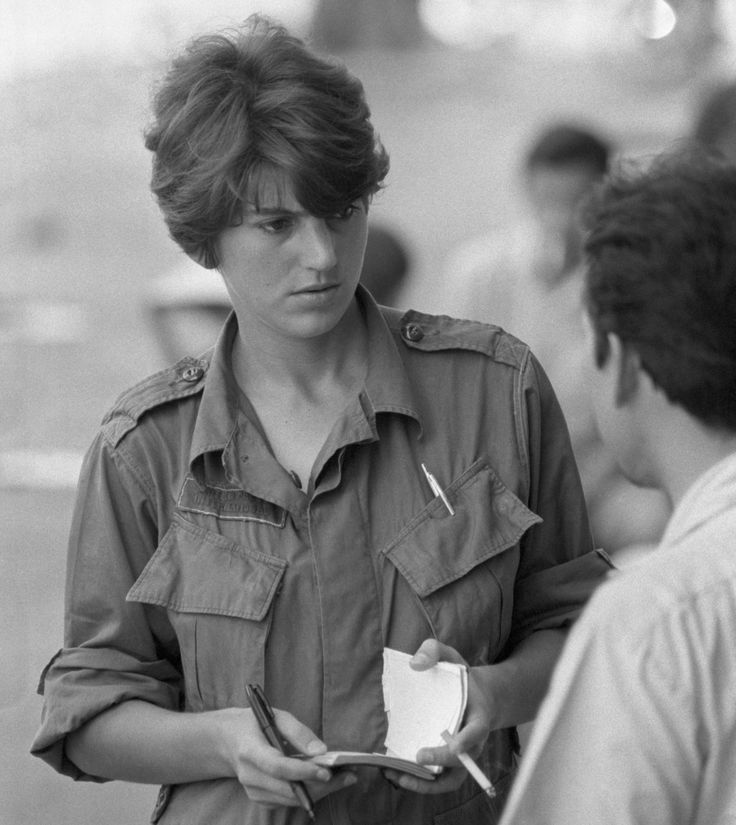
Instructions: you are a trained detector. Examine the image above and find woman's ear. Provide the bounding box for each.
[608,333,641,407]
[185,249,218,270]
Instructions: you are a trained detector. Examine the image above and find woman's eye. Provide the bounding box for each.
[329,204,360,224]
[260,218,293,234]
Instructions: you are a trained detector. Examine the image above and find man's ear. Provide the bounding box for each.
[608,333,641,407]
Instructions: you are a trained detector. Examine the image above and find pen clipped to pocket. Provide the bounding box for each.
[421,462,455,516]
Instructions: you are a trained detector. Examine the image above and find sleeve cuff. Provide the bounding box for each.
[509,549,615,647]
[31,647,182,781]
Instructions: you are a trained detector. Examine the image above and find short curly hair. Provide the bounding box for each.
[144,15,390,268]
[582,149,736,431]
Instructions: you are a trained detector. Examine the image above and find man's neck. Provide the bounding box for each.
[654,411,736,508]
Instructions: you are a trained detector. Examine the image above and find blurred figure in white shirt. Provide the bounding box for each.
[500,148,736,825]
[443,122,671,559]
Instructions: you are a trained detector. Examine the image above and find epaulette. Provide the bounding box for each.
[390,308,530,369]
[101,356,209,447]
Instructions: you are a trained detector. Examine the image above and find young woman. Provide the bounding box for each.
[32,16,611,824]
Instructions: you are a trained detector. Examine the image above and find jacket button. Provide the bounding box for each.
[495,493,511,515]
[402,323,424,342]
[181,365,204,382]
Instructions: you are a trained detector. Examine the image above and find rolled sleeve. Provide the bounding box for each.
[30,429,183,779]
[509,354,615,647]
[31,647,181,780]
[511,549,614,643]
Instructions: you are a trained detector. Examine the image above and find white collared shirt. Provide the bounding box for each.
[500,451,736,825]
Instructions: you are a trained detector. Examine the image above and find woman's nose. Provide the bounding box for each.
[300,217,337,271]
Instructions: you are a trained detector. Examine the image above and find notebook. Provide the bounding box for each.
[312,647,468,780]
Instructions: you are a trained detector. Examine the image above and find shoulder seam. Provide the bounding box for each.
[101,357,208,447]
[397,309,530,368]
[107,434,157,500]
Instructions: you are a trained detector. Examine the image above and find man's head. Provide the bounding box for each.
[144,15,389,269]
[523,123,611,243]
[582,150,736,444]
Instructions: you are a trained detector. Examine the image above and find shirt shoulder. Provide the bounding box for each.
[384,306,532,371]
[580,532,736,656]
[100,356,209,448]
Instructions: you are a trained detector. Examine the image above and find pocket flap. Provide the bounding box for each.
[382,460,540,597]
[127,516,286,621]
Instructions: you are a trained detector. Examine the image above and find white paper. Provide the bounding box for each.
[382,648,468,765]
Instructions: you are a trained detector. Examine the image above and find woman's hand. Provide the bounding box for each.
[64,698,355,811]
[221,707,356,809]
[382,639,493,795]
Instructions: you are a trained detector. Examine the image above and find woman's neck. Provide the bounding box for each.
[231,300,368,402]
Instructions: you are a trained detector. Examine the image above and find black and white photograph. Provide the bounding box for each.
[2,2,736,823]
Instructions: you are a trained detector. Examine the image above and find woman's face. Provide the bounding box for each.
[216,175,368,344]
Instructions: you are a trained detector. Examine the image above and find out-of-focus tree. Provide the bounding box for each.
[310,0,429,50]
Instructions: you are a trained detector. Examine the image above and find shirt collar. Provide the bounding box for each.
[357,285,423,433]
[660,449,736,547]
[188,314,241,481]
[188,287,423,481]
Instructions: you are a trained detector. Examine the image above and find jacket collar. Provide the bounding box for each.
[359,285,422,432]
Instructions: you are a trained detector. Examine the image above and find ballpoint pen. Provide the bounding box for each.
[421,463,455,516]
[440,729,496,800]
[246,683,316,821]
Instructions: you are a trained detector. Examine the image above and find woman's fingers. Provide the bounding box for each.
[306,771,358,802]
[239,752,356,808]
[410,638,468,670]
[233,709,333,807]
[383,765,468,795]
[273,708,328,758]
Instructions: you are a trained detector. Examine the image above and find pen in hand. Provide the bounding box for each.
[246,683,316,821]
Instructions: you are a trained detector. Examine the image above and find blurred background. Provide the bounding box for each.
[1,1,735,822]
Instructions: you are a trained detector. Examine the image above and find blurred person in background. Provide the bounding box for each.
[146,222,411,364]
[30,15,611,825]
[499,149,736,825]
[444,122,611,307]
[443,121,671,562]
[357,222,411,307]
[146,261,232,364]
[691,78,736,164]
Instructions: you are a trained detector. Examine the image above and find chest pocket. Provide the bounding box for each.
[381,459,540,664]
[127,513,286,710]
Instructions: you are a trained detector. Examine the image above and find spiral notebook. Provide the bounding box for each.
[312,648,468,780]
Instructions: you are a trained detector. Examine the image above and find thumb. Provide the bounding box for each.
[410,638,468,670]
[273,709,327,757]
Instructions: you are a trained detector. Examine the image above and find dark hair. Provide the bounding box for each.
[525,123,611,175]
[582,149,736,430]
[144,14,389,268]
